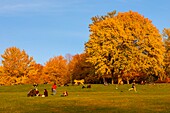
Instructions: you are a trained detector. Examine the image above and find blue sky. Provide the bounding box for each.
[0,0,170,65]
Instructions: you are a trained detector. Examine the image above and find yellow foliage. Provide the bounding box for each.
[85,10,165,79]
[1,47,35,85]
[27,63,44,84]
[43,55,69,85]
[163,28,170,78]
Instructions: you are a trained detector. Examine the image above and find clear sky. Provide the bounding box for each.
[0,0,170,65]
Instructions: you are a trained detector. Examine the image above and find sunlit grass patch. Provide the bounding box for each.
[0,84,170,113]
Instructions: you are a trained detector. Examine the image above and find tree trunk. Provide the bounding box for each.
[126,77,129,84]
[103,77,107,85]
[118,75,123,84]
[111,78,114,84]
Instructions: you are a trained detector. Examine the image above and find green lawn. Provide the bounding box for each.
[0,83,170,113]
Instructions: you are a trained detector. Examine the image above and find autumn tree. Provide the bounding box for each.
[85,10,165,83]
[1,47,35,85]
[0,66,5,85]
[27,63,44,84]
[69,53,96,84]
[163,28,170,78]
[43,55,69,85]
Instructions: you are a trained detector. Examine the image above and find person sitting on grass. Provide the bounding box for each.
[42,89,48,97]
[129,80,137,92]
[27,89,36,97]
[35,88,40,96]
[61,91,68,97]
[87,84,91,88]
[82,85,86,89]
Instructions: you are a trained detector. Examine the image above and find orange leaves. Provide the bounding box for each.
[27,63,44,84]
[163,28,170,78]
[1,47,35,85]
[0,47,94,85]
[85,10,165,79]
[43,55,68,85]
[68,53,95,83]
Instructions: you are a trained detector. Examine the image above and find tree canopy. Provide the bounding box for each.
[85,10,165,81]
[43,55,69,85]
[68,53,96,84]
[1,47,35,85]
[163,28,170,78]
[0,10,169,85]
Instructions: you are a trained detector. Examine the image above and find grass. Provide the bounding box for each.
[0,83,170,113]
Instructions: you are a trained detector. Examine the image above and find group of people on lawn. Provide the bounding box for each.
[27,82,68,97]
[28,80,138,97]
[27,83,49,97]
